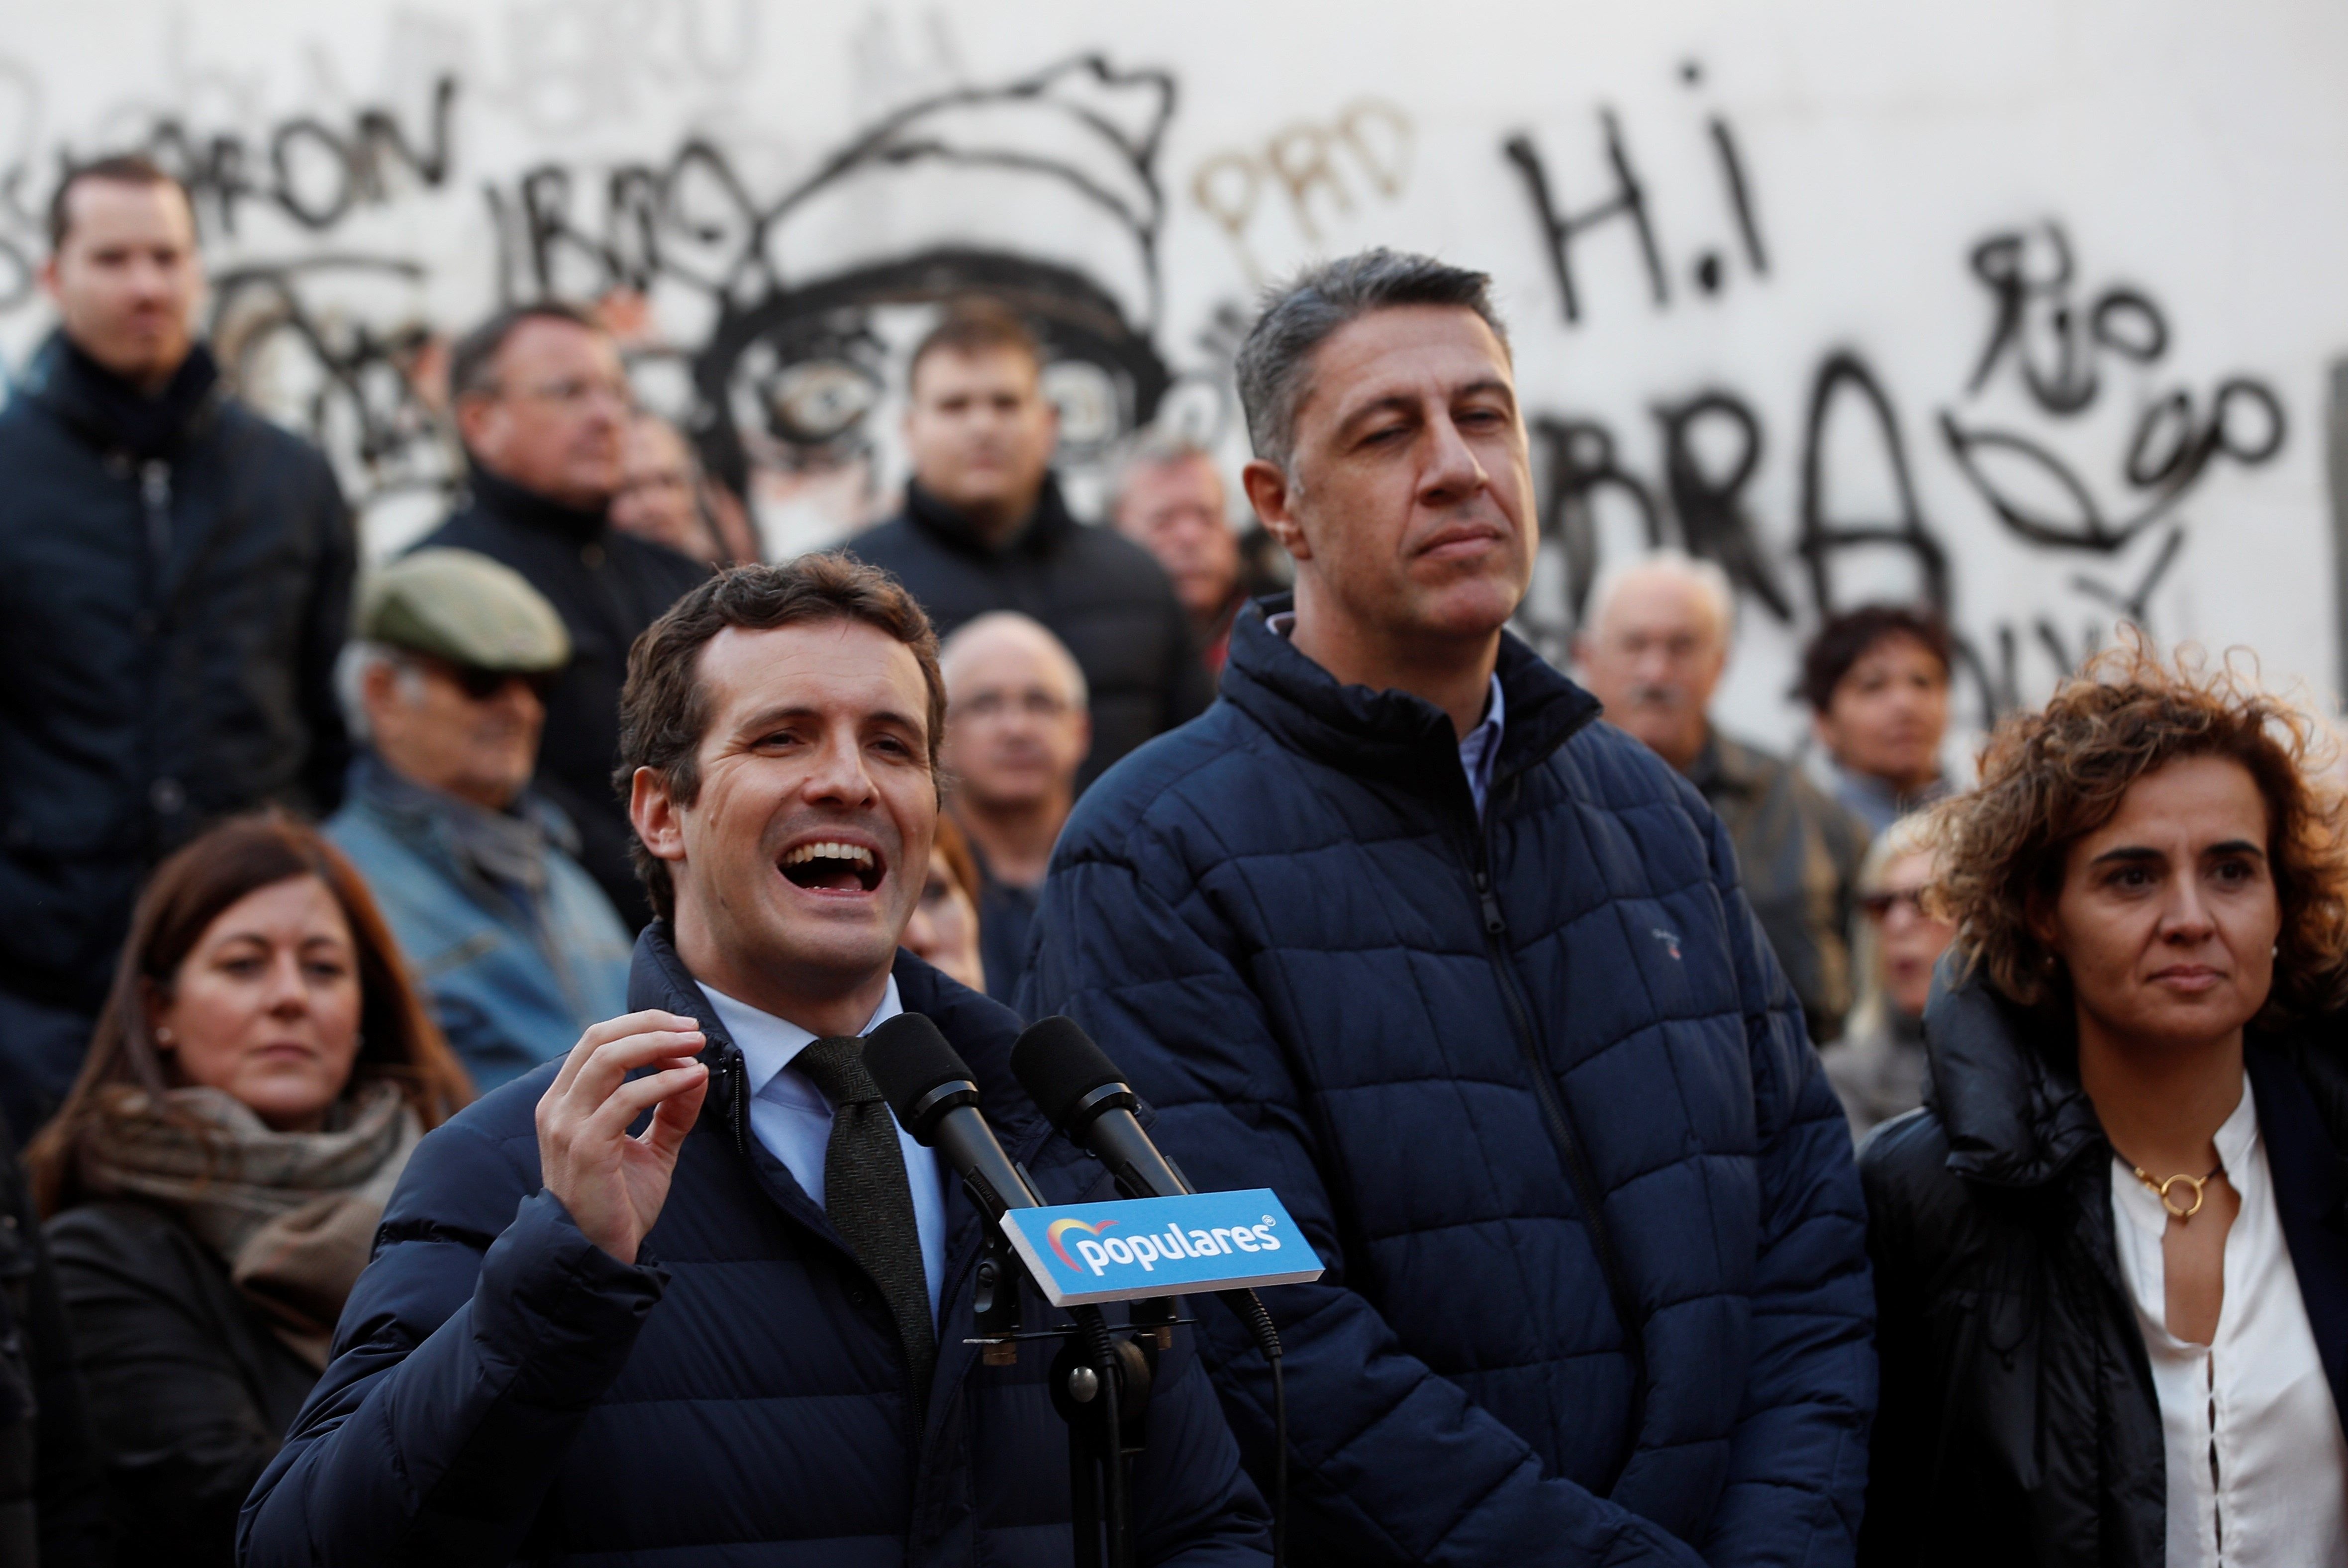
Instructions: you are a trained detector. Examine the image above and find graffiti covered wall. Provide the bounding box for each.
[1,0,2344,749]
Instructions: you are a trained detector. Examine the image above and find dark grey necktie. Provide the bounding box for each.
[795,1036,937,1426]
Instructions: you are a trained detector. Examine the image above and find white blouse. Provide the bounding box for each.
[2110,1074,2348,1568]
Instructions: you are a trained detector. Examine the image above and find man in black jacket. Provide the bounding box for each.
[410,303,708,930]
[240,556,1267,1567]
[847,298,1209,788]
[0,155,354,1138]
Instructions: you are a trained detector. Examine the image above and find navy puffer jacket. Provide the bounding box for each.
[239,928,1268,1567]
[1022,601,1875,1565]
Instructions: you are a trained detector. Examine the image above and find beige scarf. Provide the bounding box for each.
[75,1078,422,1368]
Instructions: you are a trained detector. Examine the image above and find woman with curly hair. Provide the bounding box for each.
[1860,642,2348,1568]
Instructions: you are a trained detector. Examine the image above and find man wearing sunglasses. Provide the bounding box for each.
[412,302,711,930]
[328,548,636,1090]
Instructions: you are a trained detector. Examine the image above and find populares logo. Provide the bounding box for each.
[1047,1216,1118,1270]
[1053,1213,1284,1278]
[998,1189,1322,1306]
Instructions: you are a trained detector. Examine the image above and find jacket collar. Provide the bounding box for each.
[622,922,1052,1162]
[1684,730,1770,800]
[900,471,1076,561]
[25,329,222,460]
[1217,593,1601,810]
[462,456,611,546]
[1923,967,2108,1189]
[348,752,574,893]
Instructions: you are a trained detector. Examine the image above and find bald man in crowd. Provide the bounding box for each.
[1573,550,1870,1042]
[940,612,1091,1000]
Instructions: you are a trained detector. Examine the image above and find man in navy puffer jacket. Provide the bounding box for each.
[240,558,1267,1567]
[1023,251,1875,1565]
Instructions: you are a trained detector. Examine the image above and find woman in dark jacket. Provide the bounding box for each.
[23,814,471,1568]
[1859,642,2348,1567]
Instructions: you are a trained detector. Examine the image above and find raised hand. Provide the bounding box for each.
[536,1010,710,1264]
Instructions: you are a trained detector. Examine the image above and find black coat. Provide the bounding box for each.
[0,1115,106,1567]
[0,334,353,1016]
[46,1199,319,1568]
[411,465,708,929]
[847,476,1211,786]
[1858,976,2348,1567]
[240,929,1269,1567]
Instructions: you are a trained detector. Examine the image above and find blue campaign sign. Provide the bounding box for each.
[997,1188,1323,1307]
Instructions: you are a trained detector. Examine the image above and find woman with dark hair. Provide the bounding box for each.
[1860,642,2348,1568]
[902,812,988,993]
[24,812,470,1568]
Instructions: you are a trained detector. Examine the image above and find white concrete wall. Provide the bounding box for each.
[1,0,2342,751]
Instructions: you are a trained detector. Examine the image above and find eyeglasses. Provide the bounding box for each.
[492,377,636,412]
[1860,887,1932,922]
[955,690,1075,721]
[442,663,558,704]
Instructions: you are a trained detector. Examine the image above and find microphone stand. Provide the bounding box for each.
[965,1183,1180,1568]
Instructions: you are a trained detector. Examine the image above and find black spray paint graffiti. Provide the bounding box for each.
[1501,74,2289,727]
[1503,60,1769,323]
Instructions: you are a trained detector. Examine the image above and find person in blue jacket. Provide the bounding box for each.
[1022,249,1876,1565]
[239,556,1269,1567]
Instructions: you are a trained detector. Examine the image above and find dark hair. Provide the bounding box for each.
[907,297,1043,396]
[1928,636,2348,1020]
[448,300,604,401]
[1235,248,1510,471]
[1799,604,1953,714]
[26,813,474,1216]
[48,153,193,249]
[615,556,947,923]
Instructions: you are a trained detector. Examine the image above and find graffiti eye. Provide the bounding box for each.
[1040,359,1124,453]
[762,360,881,445]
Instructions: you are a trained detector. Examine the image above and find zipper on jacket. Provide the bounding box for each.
[1472,849,1650,1492]
[140,460,171,580]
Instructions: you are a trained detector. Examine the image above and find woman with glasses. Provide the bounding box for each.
[1821,815,1957,1141]
[1859,644,2348,1568]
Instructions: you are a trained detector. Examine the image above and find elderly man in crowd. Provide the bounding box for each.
[1574,551,1871,1042]
[412,303,709,929]
[849,297,1209,785]
[244,556,1269,1567]
[1026,249,1872,1565]
[1799,603,1957,832]
[326,549,633,1093]
[940,611,1090,1001]
[1113,433,1247,677]
[0,154,355,1137]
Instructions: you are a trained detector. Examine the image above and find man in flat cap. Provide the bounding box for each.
[326,548,634,1091]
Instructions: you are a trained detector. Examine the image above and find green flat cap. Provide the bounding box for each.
[357,549,572,672]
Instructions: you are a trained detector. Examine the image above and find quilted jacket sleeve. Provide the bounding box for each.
[237,1120,665,1568]
[1691,807,1877,1567]
[1024,833,1714,1568]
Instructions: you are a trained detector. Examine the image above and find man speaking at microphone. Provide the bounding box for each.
[1023,251,1875,1565]
[240,557,1268,1567]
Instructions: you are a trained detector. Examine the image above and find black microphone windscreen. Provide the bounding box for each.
[862,1012,972,1129]
[1010,1015,1127,1131]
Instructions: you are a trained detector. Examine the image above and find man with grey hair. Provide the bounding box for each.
[326,549,633,1090]
[1112,432,1247,676]
[940,611,1090,1000]
[1574,550,1871,1042]
[1026,249,1872,1565]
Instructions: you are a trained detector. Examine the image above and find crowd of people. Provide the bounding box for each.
[0,149,2333,1568]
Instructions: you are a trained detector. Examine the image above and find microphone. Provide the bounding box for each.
[863,1012,1039,1220]
[1010,1014,1292,1568]
[1010,1015,1191,1199]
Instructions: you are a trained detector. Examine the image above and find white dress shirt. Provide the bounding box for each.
[696,977,948,1322]
[2110,1073,2348,1568]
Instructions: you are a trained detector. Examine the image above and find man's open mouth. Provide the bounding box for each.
[779,840,885,894]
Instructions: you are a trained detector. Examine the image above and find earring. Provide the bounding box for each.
[153,1026,174,1045]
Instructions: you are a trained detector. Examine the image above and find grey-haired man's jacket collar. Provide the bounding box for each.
[349,752,575,899]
